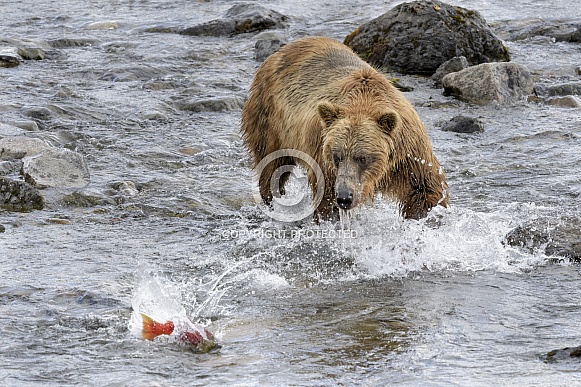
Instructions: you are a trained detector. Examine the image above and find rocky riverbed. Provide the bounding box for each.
[1,0,580,385]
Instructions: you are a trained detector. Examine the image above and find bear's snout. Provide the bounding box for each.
[336,187,355,210]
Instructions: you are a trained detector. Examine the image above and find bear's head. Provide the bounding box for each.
[318,101,400,211]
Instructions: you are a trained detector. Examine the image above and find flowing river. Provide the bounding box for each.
[1,0,580,385]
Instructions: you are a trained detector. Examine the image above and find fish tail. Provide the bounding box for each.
[141,313,159,340]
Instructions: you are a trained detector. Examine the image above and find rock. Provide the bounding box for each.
[344,0,509,75]
[59,189,116,207]
[48,38,100,49]
[0,160,21,176]
[442,63,534,105]
[548,96,581,108]
[17,47,45,60]
[174,96,245,112]
[0,136,51,160]
[254,31,287,61]
[99,66,168,82]
[535,82,581,97]
[8,120,39,132]
[180,4,288,37]
[86,21,120,30]
[0,123,25,137]
[544,346,581,363]
[22,148,90,189]
[0,47,23,68]
[493,19,581,43]
[0,176,45,211]
[0,224,5,233]
[505,217,581,262]
[576,66,581,75]
[441,116,484,133]
[431,56,469,86]
[21,106,54,121]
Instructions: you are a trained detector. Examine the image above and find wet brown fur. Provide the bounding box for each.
[241,36,448,220]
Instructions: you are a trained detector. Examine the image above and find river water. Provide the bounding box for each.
[1,0,580,385]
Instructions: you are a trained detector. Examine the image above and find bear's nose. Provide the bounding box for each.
[336,189,354,209]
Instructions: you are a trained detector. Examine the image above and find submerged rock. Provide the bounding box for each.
[48,38,100,48]
[174,96,245,112]
[440,116,484,133]
[0,47,23,68]
[544,346,581,363]
[344,0,509,75]
[493,19,581,43]
[535,82,581,97]
[548,96,581,108]
[442,63,534,105]
[180,4,288,37]
[22,148,90,189]
[505,217,581,262]
[0,176,45,211]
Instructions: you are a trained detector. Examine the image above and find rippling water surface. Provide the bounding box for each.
[1,0,581,385]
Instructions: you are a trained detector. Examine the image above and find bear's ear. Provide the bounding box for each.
[318,102,342,127]
[377,110,400,134]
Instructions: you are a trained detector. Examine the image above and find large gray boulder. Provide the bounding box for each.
[442,63,534,105]
[344,0,510,75]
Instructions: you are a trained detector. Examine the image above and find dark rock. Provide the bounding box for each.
[544,346,581,363]
[0,176,45,211]
[505,217,581,263]
[22,148,91,189]
[536,82,581,97]
[59,189,116,207]
[174,96,245,112]
[431,56,469,86]
[180,4,288,37]
[254,31,286,61]
[48,38,100,48]
[441,116,484,133]
[344,0,509,75]
[576,66,581,75]
[442,63,534,105]
[0,224,5,233]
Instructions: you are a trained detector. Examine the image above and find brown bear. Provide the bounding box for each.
[241,36,448,221]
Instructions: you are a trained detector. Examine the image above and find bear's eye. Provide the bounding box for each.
[354,155,369,167]
[332,153,343,166]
